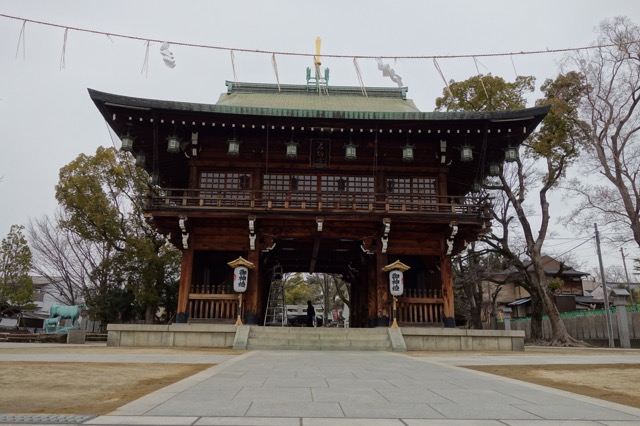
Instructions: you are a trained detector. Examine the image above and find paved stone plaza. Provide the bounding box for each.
[1,345,640,425]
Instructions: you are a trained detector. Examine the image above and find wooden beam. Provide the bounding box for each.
[309,219,323,273]
[245,248,260,324]
[441,255,455,327]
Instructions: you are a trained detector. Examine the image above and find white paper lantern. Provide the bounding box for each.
[389,270,404,296]
[233,266,249,293]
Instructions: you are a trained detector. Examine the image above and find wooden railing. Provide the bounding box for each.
[148,188,488,217]
[187,283,239,322]
[396,297,444,325]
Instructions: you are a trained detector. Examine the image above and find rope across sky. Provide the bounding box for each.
[2,13,639,60]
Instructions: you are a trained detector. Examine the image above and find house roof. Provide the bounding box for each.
[493,255,589,280]
[31,275,63,287]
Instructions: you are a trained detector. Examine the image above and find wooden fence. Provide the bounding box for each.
[187,283,240,322]
[396,297,444,325]
[510,309,640,341]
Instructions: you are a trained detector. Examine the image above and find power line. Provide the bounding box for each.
[2,13,638,61]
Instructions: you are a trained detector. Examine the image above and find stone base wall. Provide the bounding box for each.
[401,327,525,351]
[107,323,237,348]
[107,324,525,351]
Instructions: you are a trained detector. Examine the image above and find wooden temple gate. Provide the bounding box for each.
[90,80,548,328]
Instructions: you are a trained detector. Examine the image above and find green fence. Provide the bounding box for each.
[510,307,640,341]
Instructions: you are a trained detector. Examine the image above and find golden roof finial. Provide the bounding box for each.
[314,36,322,67]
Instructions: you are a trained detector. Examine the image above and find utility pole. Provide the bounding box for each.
[595,223,614,348]
[620,247,636,305]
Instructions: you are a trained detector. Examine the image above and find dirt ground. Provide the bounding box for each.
[467,364,640,409]
[1,346,639,414]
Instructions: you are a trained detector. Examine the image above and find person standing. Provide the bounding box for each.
[306,300,316,327]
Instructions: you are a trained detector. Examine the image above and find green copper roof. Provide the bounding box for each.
[216,81,420,113]
[88,87,550,124]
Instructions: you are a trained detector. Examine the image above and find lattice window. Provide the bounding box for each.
[200,172,251,206]
[387,177,436,211]
[263,174,318,207]
[322,176,374,208]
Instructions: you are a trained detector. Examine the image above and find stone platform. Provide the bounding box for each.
[107,323,525,351]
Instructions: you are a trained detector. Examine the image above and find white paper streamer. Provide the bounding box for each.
[160,41,176,68]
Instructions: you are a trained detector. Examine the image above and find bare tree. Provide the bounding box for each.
[564,17,640,248]
[27,212,115,306]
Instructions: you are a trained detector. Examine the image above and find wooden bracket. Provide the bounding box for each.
[446,221,458,255]
[248,216,256,250]
[178,215,189,250]
[381,218,391,253]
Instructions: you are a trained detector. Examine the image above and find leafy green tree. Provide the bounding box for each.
[0,225,34,314]
[55,147,180,323]
[285,273,318,305]
[435,74,534,112]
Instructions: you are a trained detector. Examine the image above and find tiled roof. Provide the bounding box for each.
[88,88,550,123]
[217,81,420,113]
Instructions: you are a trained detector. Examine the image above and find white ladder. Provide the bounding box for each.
[263,265,287,326]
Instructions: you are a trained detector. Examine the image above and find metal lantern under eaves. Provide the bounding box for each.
[135,153,146,167]
[402,144,415,162]
[285,140,299,159]
[167,135,181,154]
[227,138,241,157]
[461,145,473,162]
[504,146,518,162]
[344,142,357,161]
[120,134,134,152]
[489,162,501,176]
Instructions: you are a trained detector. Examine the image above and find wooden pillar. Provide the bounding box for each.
[177,247,193,322]
[244,248,260,324]
[441,255,455,327]
[366,257,378,327]
[375,251,389,327]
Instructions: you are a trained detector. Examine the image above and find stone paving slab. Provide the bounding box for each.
[3,345,640,425]
[97,350,640,423]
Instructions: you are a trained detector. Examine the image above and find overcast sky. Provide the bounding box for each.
[1,1,639,274]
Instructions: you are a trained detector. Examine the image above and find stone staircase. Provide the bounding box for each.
[234,326,406,351]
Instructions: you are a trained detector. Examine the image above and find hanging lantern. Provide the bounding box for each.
[227,256,255,292]
[489,162,501,176]
[504,145,518,162]
[233,266,249,293]
[461,145,473,162]
[151,171,159,185]
[471,181,483,192]
[120,134,134,152]
[167,135,181,154]
[285,140,299,159]
[402,144,415,162]
[381,260,410,297]
[389,270,404,296]
[344,142,358,161]
[227,138,241,157]
[135,153,146,167]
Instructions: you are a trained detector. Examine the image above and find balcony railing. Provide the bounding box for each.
[148,188,488,217]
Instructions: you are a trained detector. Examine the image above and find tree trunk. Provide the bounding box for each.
[145,304,155,324]
[531,254,585,346]
[528,289,544,341]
